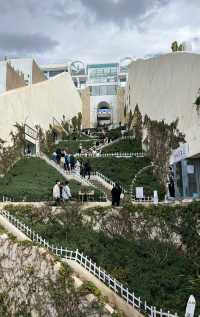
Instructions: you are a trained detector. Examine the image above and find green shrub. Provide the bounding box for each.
[102,138,142,153]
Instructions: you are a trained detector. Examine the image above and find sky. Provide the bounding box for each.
[0,0,200,65]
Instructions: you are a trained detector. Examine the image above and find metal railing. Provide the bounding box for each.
[0,209,178,317]
[75,152,144,158]
[92,171,128,194]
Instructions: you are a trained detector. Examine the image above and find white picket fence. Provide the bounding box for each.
[1,196,15,202]
[75,152,144,158]
[0,209,178,317]
[131,196,153,203]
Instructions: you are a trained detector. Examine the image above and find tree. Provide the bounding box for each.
[77,112,82,131]
[171,41,178,52]
[132,104,143,143]
[124,105,127,119]
[71,116,78,131]
[127,110,134,131]
[178,43,184,51]
[144,117,185,188]
[171,41,184,52]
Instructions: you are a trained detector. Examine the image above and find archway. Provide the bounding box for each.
[97,101,112,127]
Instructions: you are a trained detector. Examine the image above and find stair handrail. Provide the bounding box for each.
[92,171,127,194]
[0,209,178,317]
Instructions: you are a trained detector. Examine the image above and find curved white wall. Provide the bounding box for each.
[126,53,200,157]
[0,72,82,142]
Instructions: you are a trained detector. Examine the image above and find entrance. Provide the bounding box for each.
[97,101,112,127]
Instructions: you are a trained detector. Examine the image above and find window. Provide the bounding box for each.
[90,85,117,96]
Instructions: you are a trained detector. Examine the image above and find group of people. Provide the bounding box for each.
[53,180,71,205]
[52,148,92,179]
[52,149,77,171]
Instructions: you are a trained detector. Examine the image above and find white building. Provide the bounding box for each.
[126,52,200,198]
[0,72,82,150]
[40,58,132,128]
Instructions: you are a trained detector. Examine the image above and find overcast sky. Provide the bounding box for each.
[0,0,200,64]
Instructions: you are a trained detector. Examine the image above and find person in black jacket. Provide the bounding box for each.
[111,183,122,206]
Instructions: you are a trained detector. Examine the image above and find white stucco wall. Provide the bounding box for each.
[0,72,82,142]
[0,62,7,94]
[126,52,200,158]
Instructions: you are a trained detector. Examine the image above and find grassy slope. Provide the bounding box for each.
[89,157,165,198]
[102,138,142,153]
[0,158,81,201]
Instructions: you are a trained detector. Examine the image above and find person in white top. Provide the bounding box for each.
[75,160,81,175]
[62,181,72,201]
[53,181,60,205]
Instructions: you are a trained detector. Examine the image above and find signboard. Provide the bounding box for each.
[153,190,158,205]
[136,187,144,199]
[25,124,37,141]
[170,143,189,164]
[187,165,194,174]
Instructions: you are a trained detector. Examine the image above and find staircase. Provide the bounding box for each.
[39,153,111,201]
[89,178,112,201]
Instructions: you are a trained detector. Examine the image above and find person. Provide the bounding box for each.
[59,181,64,201]
[56,148,61,165]
[60,150,65,168]
[52,151,57,162]
[80,160,84,177]
[62,181,72,201]
[78,143,82,155]
[70,154,76,170]
[111,183,122,206]
[64,153,70,172]
[53,181,61,205]
[75,159,81,175]
[84,159,91,179]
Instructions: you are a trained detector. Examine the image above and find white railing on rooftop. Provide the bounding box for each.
[0,209,178,317]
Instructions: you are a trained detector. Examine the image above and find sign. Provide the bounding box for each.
[187,165,194,174]
[185,295,196,317]
[170,143,189,164]
[153,190,158,205]
[136,187,143,199]
[25,124,37,141]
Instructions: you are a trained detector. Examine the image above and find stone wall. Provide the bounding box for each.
[0,233,114,316]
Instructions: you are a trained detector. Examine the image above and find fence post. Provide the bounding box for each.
[126,288,129,303]
[138,297,141,308]
[75,249,78,261]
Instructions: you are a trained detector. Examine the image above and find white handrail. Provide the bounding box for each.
[75,152,144,158]
[0,209,178,317]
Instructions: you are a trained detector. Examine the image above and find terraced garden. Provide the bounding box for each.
[0,158,103,202]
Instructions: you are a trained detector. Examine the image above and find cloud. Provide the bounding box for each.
[79,0,170,26]
[0,0,199,64]
[0,33,58,56]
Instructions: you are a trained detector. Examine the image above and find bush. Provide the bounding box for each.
[102,138,142,153]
